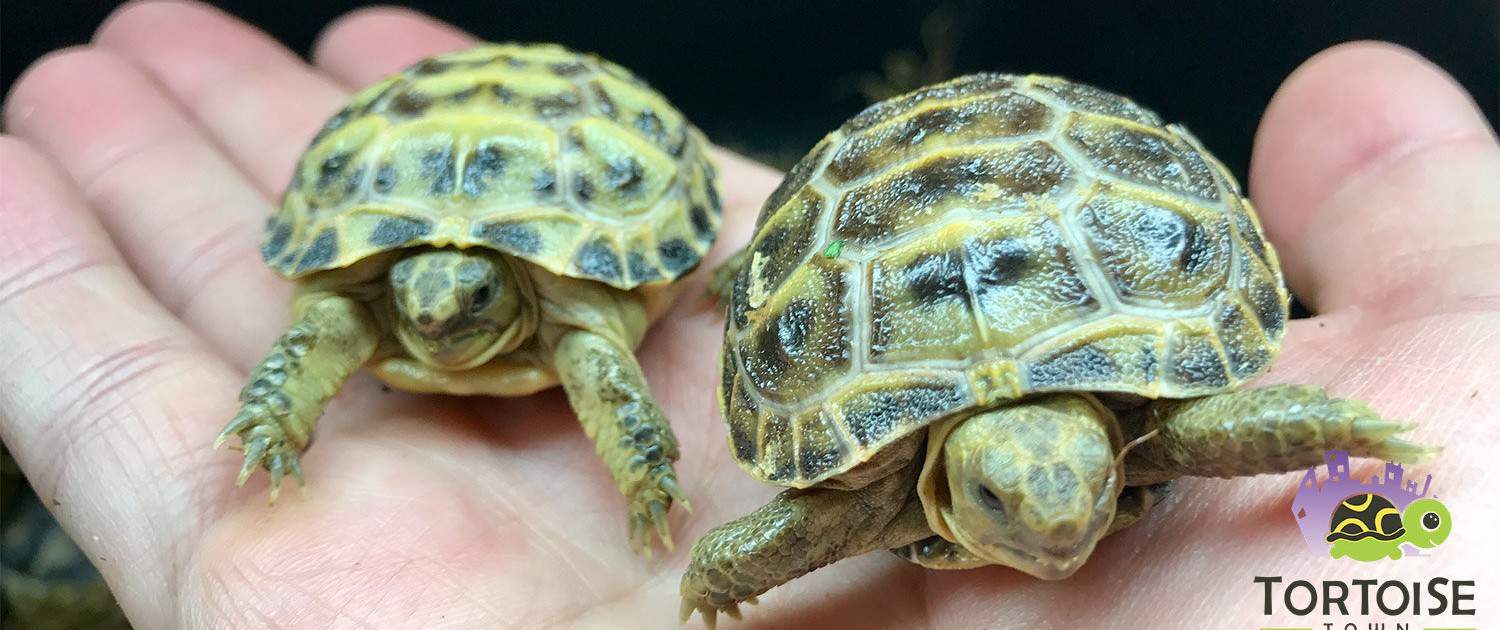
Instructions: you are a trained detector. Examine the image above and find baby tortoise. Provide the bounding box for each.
[682,73,1436,623]
[215,43,721,553]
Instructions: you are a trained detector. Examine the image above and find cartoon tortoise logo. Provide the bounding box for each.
[1324,493,1451,561]
[1292,450,1453,562]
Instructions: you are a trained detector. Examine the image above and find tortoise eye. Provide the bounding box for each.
[1422,512,1441,531]
[471,285,493,313]
[975,484,1007,516]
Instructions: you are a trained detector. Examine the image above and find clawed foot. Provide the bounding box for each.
[215,410,306,503]
[679,592,758,629]
[215,324,317,503]
[684,594,762,627]
[627,467,690,557]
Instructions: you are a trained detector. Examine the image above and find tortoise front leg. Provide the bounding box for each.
[706,246,749,305]
[1123,385,1439,486]
[215,293,379,501]
[553,330,687,555]
[681,462,928,626]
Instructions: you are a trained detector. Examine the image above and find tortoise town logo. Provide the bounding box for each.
[1292,450,1452,561]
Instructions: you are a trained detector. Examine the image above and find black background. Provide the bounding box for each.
[3,1,1497,181]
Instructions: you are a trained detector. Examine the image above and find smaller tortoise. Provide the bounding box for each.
[681,73,1437,623]
[1326,494,1451,561]
[215,43,721,553]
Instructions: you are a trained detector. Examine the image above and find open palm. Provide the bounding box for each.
[2,5,1496,629]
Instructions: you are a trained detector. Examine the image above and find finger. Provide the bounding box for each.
[0,137,246,629]
[4,47,291,366]
[94,0,349,196]
[311,6,475,88]
[1250,41,1500,315]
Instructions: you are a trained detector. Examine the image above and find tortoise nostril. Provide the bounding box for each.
[417,313,433,326]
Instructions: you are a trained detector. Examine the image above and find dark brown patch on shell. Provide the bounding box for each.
[1027,344,1120,389]
[421,147,456,195]
[657,238,699,275]
[295,228,339,273]
[549,61,590,76]
[627,251,662,283]
[573,237,623,282]
[491,84,517,104]
[841,383,968,447]
[389,90,433,117]
[316,153,350,191]
[832,142,1072,245]
[589,81,618,118]
[534,90,582,118]
[533,169,557,196]
[843,73,1014,132]
[604,156,644,192]
[409,58,453,76]
[689,205,714,242]
[967,237,1030,286]
[461,144,507,197]
[262,219,292,261]
[373,163,397,193]
[369,216,433,247]
[473,222,542,254]
[903,250,967,304]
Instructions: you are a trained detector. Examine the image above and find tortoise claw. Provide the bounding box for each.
[626,467,688,556]
[221,417,306,504]
[679,599,719,630]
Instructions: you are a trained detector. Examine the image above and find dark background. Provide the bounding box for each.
[3,1,1496,179]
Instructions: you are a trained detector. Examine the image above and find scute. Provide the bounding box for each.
[721,74,1290,487]
[268,43,718,290]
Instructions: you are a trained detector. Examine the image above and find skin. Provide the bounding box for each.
[0,4,1496,628]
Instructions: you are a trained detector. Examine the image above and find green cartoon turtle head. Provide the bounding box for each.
[1401,498,1451,549]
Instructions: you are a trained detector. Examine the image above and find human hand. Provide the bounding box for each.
[1,4,1494,628]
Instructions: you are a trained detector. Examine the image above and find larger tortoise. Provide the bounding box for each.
[215,43,721,553]
[681,73,1435,622]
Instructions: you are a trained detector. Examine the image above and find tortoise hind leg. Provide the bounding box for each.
[553,330,687,555]
[215,293,379,502]
[1122,385,1438,486]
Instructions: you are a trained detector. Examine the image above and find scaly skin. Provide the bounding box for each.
[215,294,379,501]
[1123,384,1438,485]
[553,330,687,555]
[680,456,928,627]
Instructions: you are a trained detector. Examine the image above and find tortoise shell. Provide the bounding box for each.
[1326,493,1405,543]
[720,73,1289,487]
[263,43,720,290]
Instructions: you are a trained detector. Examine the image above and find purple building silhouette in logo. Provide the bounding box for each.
[1290,450,1435,555]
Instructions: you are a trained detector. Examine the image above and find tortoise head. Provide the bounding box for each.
[934,394,1122,580]
[389,249,535,369]
[1401,498,1452,549]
